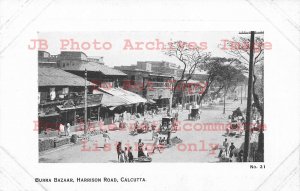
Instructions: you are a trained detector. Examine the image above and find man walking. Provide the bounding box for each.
[103,130,110,148]
[223,138,229,156]
[229,142,236,161]
[128,146,134,162]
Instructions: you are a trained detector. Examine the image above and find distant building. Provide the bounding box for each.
[38,51,59,67]
[115,62,176,108]
[38,51,126,88]
[137,61,179,77]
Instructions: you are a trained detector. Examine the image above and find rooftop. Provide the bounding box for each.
[38,67,95,87]
[64,62,127,76]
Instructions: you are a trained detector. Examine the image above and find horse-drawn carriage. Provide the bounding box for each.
[188,108,201,120]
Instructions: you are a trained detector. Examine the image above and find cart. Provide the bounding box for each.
[134,156,152,162]
[159,117,174,135]
[188,108,201,120]
[226,116,244,136]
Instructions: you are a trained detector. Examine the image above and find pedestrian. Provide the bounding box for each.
[229,142,236,159]
[223,138,229,156]
[128,146,134,162]
[137,139,145,158]
[119,113,123,122]
[152,136,161,153]
[231,151,238,162]
[64,123,68,136]
[66,123,71,136]
[175,112,179,121]
[238,149,244,162]
[116,142,122,162]
[142,118,148,132]
[152,130,158,140]
[124,147,128,162]
[218,148,223,158]
[103,130,110,147]
[119,151,125,163]
[59,123,64,136]
[144,147,149,157]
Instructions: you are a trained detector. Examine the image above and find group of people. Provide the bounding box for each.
[137,139,150,158]
[59,122,71,136]
[116,139,154,163]
[116,142,134,163]
[132,118,157,135]
[218,138,244,162]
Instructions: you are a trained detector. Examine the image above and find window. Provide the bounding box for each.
[130,76,135,85]
[63,87,69,95]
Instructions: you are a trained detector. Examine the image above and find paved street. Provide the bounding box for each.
[39,99,246,163]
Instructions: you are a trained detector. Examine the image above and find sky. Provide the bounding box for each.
[39,31,250,67]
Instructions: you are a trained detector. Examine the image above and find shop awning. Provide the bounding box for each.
[38,112,60,118]
[93,89,127,107]
[56,94,103,111]
[147,99,156,104]
[98,87,147,105]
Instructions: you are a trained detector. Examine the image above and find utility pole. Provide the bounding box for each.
[241,85,243,104]
[169,84,173,114]
[84,69,88,136]
[239,31,264,162]
[223,90,226,114]
[241,31,255,162]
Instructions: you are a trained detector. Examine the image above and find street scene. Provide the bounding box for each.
[38,32,264,163]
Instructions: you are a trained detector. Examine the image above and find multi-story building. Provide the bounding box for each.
[38,51,59,67]
[137,61,179,77]
[115,62,176,108]
[38,66,102,132]
[38,51,127,88]
[38,51,148,128]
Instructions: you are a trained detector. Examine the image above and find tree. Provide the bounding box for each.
[221,35,264,161]
[218,65,245,113]
[165,41,210,105]
[196,57,239,105]
[221,36,264,118]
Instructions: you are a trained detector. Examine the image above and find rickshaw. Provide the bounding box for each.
[227,115,244,136]
[159,117,174,135]
[188,108,201,120]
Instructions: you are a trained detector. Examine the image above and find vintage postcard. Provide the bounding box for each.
[0,0,299,191]
[36,31,265,164]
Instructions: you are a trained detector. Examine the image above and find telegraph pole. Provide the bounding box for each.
[223,91,226,114]
[241,31,255,162]
[241,85,243,104]
[84,69,88,135]
[239,31,264,162]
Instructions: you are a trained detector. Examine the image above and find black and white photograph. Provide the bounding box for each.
[0,0,299,190]
[37,32,265,163]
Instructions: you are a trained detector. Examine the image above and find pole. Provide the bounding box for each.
[170,87,173,114]
[84,69,87,135]
[223,90,226,114]
[243,31,255,162]
[97,106,100,121]
[241,85,243,104]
